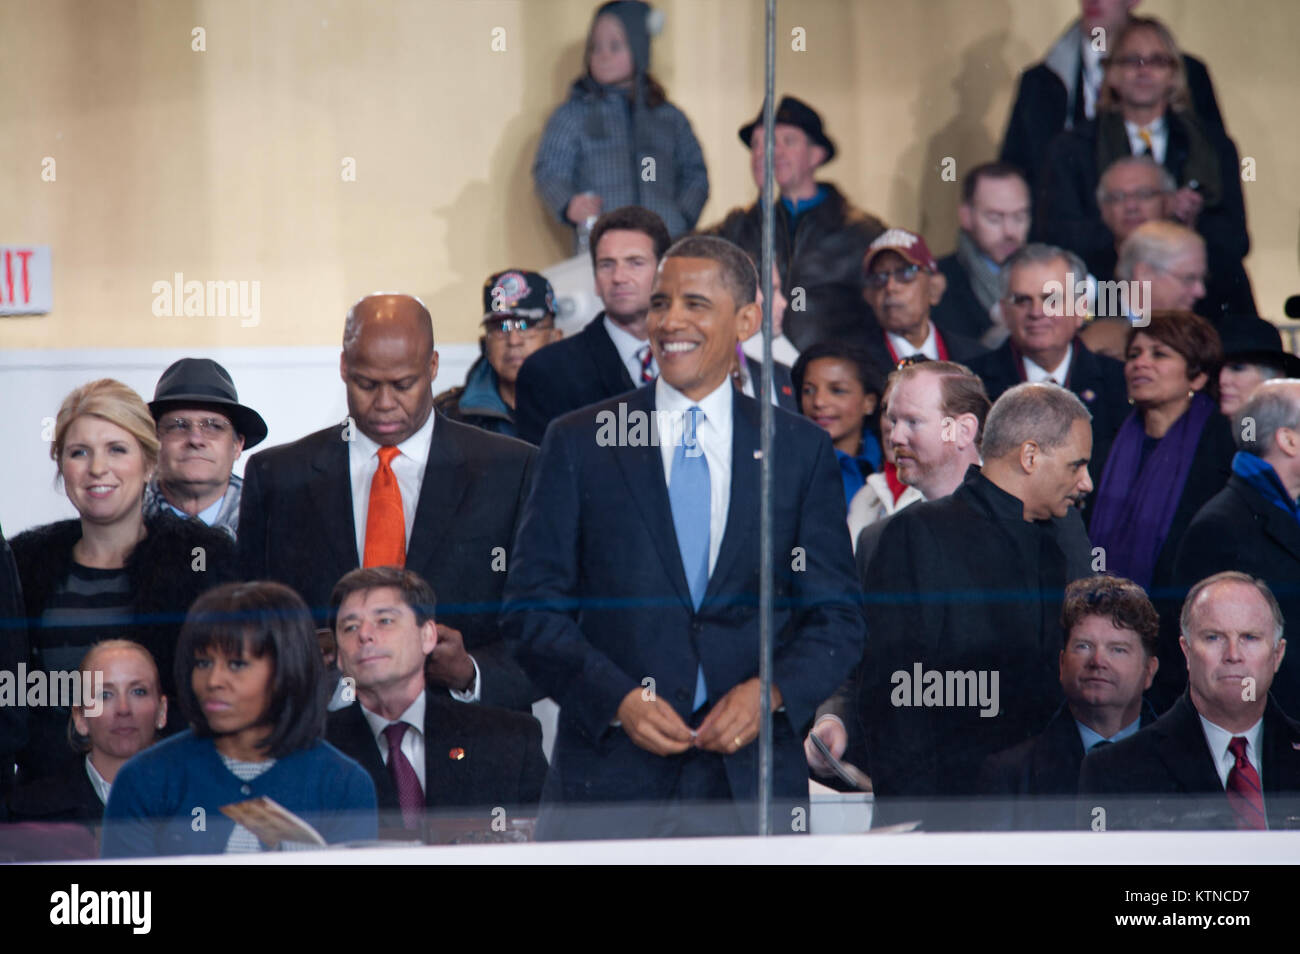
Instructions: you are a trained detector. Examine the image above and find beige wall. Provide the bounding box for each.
[2,0,1296,350]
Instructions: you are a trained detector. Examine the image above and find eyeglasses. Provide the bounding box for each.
[159,417,232,438]
[863,264,923,290]
[1112,54,1176,70]
[1100,187,1165,205]
[482,317,554,338]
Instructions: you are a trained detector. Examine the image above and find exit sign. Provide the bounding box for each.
[0,245,52,315]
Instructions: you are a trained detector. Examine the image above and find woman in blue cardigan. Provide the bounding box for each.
[102,582,377,857]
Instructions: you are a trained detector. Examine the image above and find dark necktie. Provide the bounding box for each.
[1091,739,1112,750]
[637,344,655,383]
[382,722,424,829]
[1226,736,1266,830]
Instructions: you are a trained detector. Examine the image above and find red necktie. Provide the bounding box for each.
[637,344,655,383]
[1226,736,1266,830]
[363,446,405,567]
[382,722,425,829]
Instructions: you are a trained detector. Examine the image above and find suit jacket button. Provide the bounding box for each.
[674,688,690,703]
[240,784,252,796]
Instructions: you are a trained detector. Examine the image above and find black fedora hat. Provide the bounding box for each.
[149,357,269,448]
[1218,318,1300,379]
[738,95,836,164]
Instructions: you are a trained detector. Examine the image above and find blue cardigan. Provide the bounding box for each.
[101,730,378,858]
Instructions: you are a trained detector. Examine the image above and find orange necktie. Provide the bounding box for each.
[1138,127,1154,157]
[363,446,406,567]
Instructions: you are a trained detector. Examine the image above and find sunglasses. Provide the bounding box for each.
[863,264,923,290]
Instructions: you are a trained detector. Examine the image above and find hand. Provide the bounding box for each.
[1167,186,1203,225]
[616,687,695,756]
[694,678,783,754]
[424,624,476,693]
[565,192,603,225]
[804,717,848,776]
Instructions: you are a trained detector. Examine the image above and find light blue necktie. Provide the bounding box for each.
[668,406,710,711]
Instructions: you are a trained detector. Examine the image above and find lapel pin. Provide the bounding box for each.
[1080,389,1096,403]
[449,747,466,760]
[753,450,763,459]
[781,385,792,395]
[1291,742,1300,751]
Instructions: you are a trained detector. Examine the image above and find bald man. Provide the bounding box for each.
[239,294,540,709]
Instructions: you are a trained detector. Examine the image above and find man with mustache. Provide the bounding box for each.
[857,383,1097,828]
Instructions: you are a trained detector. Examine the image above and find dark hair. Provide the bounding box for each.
[961,161,1029,205]
[174,581,326,758]
[1062,576,1160,657]
[589,206,672,270]
[1126,310,1223,384]
[791,343,885,401]
[329,566,438,633]
[661,234,758,307]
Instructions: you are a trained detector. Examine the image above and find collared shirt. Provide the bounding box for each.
[1199,712,1264,791]
[85,755,112,806]
[360,692,428,791]
[144,472,243,539]
[886,324,939,361]
[1023,343,1074,386]
[604,314,655,384]
[348,409,436,564]
[655,376,733,576]
[1076,714,1142,751]
[1124,115,1168,165]
[1080,35,1105,119]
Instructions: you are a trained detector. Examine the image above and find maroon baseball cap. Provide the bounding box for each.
[862,228,939,274]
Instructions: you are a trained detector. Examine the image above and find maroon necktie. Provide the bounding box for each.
[382,722,424,829]
[1226,736,1266,830]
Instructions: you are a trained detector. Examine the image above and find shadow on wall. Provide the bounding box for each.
[430,26,583,326]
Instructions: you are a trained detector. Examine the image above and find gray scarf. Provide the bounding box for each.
[955,229,1004,314]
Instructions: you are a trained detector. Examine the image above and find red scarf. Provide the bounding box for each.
[883,325,949,364]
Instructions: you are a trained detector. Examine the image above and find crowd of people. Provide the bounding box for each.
[2,0,1298,855]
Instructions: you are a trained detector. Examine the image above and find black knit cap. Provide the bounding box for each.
[738,95,836,163]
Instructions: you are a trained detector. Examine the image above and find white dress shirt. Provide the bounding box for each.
[1023,344,1073,386]
[1124,115,1168,165]
[1198,712,1264,791]
[348,410,436,563]
[85,755,112,806]
[346,411,481,704]
[886,324,939,362]
[605,315,655,384]
[1080,36,1105,120]
[360,691,428,791]
[655,376,733,577]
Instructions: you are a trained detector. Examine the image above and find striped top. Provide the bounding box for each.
[32,562,133,686]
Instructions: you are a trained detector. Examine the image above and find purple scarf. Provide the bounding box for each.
[1090,392,1216,589]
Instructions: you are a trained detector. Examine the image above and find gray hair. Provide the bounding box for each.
[1181,571,1285,645]
[1234,379,1300,455]
[1095,155,1177,209]
[1115,221,1204,282]
[981,382,1092,461]
[1000,243,1089,300]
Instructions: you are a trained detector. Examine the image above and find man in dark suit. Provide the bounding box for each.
[1080,572,1300,830]
[239,293,538,710]
[968,244,1128,499]
[979,575,1159,829]
[1174,380,1300,715]
[933,163,1031,344]
[514,206,671,445]
[1000,0,1225,192]
[502,235,865,839]
[858,383,1096,828]
[0,526,27,819]
[861,228,985,375]
[325,567,546,833]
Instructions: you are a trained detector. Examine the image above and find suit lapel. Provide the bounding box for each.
[407,413,469,578]
[704,390,761,605]
[586,315,637,395]
[1153,695,1226,794]
[310,426,362,573]
[422,691,474,808]
[1240,478,1300,563]
[610,387,694,610]
[1031,706,1085,793]
[1262,698,1300,796]
[337,702,398,810]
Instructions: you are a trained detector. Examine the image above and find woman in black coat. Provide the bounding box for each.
[10,379,236,782]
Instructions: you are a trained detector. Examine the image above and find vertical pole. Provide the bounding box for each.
[757,0,777,837]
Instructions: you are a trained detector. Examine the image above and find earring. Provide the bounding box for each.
[1188,389,1195,399]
